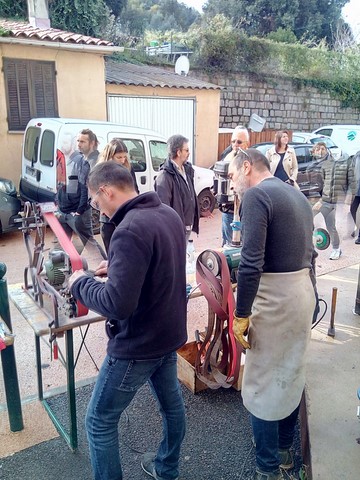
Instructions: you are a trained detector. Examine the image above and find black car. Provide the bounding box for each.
[0,178,22,234]
[252,142,323,198]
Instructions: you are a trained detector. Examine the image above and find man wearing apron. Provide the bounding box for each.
[228,149,316,480]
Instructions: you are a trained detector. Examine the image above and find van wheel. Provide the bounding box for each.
[198,189,216,217]
[91,208,100,235]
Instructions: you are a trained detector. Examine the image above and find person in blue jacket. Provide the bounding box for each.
[68,161,187,480]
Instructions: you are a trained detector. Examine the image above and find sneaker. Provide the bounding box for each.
[253,470,284,480]
[355,237,360,245]
[141,452,178,480]
[329,248,342,260]
[279,449,294,470]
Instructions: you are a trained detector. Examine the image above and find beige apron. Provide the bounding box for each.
[241,269,315,421]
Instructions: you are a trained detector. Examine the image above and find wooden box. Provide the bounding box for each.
[177,342,208,394]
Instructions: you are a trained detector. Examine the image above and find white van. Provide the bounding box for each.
[20,118,215,216]
[312,125,360,157]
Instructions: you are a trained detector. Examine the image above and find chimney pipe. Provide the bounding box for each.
[27,0,50,29]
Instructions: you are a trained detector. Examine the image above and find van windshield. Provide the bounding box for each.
[150,141,167,171]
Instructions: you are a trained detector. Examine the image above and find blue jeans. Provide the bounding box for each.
[222,211,233,246]
[86,352,186,480]
[251,404,300,474]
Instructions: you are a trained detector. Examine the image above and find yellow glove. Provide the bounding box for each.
[233,312,250,350]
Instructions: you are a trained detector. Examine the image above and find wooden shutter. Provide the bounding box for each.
[3,58,58,131]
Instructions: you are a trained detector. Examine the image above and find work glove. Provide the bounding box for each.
[233,312,250,350]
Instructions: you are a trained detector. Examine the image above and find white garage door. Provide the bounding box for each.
[107,95,196,163]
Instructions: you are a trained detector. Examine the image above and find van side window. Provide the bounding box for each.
[122,139,146,172]
[24,127,40,164]
[150,141,167,171]
[40,130,55,167]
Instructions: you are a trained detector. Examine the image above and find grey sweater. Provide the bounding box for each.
[236,177,315,317]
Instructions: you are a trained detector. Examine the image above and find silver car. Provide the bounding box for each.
[291,132,345,160]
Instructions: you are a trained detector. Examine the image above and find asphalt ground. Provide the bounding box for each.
[0,382,303,480]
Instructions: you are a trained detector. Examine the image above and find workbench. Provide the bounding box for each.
[8,283,105,451]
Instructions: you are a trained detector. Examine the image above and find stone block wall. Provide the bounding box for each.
[193,70,359,131]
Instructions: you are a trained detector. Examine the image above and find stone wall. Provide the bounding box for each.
[194,70,360,131]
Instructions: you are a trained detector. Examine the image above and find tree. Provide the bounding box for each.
[0,0,27,18]
[104,0,127,18]
[203,0,350,46]
[48,0,111,38]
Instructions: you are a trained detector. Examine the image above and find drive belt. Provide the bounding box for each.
[195,249,241,389]
[39,204,88,317]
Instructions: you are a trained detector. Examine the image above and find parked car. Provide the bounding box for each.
[312,124,360,157]
[0,178,22,234]
[252,142,323,198]
[291,132,344,160]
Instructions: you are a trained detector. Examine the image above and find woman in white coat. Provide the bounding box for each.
[266,130,299,187]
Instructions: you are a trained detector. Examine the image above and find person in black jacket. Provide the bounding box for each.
[155,134,199,243]
[56,152,106,259]
[68,161,187,480]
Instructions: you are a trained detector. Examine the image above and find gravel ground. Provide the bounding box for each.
[0,382,303,480]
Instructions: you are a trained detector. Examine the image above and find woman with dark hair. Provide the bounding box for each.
[98,138,140,252]
[265,130,299,187]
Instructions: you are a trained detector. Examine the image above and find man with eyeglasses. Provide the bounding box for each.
[68,161,187,480]
[228,149,316,480]
[155,134,199,243]
[219,126,250,247]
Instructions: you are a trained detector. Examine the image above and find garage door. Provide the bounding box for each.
[107,95,196,162]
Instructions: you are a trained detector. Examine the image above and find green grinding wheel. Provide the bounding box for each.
[313,228,330,250]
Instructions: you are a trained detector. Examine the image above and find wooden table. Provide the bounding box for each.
[8,283,105,451]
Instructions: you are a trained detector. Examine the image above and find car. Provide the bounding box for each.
[312,125,360,157]
[291,132,344,160]
[0,177,22,234]
[252,142,323,198]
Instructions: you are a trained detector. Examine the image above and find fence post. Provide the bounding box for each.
[0,262,24,432]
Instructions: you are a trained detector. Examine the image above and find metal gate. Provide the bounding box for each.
[107,95,196,162]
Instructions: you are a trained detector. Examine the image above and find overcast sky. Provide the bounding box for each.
[180,0,360,40]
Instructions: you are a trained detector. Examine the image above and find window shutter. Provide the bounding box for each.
[3,58,58,131]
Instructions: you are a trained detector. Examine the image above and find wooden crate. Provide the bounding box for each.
[177,341,246,393]
[177,342,208,394]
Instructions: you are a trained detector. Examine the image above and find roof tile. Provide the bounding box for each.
[0,18,113,46]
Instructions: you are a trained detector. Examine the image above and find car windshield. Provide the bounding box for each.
[309,137,335,148]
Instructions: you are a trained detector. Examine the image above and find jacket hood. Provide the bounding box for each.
[111,191,161,226]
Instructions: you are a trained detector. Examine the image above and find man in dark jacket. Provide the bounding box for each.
[68,161,187,480]
[155,134,199,242]
[56,151,106,259]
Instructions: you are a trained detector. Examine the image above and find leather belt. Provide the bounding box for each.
[195,249,241,389]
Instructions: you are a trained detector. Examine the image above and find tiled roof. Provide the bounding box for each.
[105,60,221,90]
[0,18,113,46]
